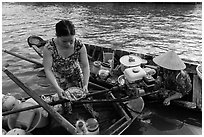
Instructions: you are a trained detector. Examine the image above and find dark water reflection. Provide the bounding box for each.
[122,103,202,135]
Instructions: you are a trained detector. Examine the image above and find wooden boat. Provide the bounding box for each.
[84,43,202,111]
[25,35,202,111]
[2,35,202,135]
[3,35,156,135]
[2,66,151,135]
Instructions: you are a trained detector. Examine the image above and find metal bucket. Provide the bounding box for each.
[8,102,41,132]
[25,98,49,128]
[86,118,99,135]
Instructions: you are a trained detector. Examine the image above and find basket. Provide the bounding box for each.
[65,87,85,100]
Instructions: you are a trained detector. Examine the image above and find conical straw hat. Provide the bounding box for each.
[153,50,186,70]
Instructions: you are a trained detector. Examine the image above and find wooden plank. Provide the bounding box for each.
[193,75,202,109]
[104,116,126,135]
[111,120,131,135]
[108,92,131,120]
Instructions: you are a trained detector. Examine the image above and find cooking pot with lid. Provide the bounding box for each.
[124,66,146,83]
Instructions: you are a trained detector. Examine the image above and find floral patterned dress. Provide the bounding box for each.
[160,70,192,98]
[46,38,84,90]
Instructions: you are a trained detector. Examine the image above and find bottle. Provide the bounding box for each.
[92,61,101,75]
[75,120,87,135]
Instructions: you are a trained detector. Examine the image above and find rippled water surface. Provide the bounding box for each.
[2,2,202,62]
[2,2,202,135]
[2,2,202,92]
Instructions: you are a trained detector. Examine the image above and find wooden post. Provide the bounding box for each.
[193,75,202,109]
[2,68,76,134]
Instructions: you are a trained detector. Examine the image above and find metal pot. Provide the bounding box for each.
[92,61,101,75]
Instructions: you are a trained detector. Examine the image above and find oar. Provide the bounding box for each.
[89,79,146,115]
[3,87,116,116]
[2,96,131,116]
[2,67,76,134]
[3,49,43,67]
[3,89,160,116]
[2,82,118,116]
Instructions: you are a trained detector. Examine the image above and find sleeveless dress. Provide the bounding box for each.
[46,39,99,117]
[46,38,84,90]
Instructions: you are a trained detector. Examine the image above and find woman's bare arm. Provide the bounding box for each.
[79,44,90,90]
[43,46,64,97]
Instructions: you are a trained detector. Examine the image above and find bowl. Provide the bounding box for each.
[65,87,85,100]
[143,67,156,76]
[118,75,126,86]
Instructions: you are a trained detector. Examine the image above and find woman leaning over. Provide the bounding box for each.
[43,19,90,101]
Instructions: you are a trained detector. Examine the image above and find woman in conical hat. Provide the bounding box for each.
[153,50,192,106]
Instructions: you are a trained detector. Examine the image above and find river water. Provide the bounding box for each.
[2,2,202,135]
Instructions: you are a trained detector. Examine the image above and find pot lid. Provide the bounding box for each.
[120,55,142,67]
[153,50,186,70]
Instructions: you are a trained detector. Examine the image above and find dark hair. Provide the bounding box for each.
[55,20,75,37]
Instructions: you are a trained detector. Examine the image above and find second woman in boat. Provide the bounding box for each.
[153,50,192,106]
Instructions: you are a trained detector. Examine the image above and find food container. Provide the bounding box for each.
[101,62,111,70]
[119,55,142,72]
[65,87,85,100]
[118,75,126,86]
[92,61,101,75]
[99,69,110,80]
[143,75,155,85]
[143,67,156,76]
[86,118,99,135]
[75,120,87,135]
[2,95,19,112]
[6,128,26,135]
[124,66,146,83]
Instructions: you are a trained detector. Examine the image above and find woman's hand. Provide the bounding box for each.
[163,98,171,106]
[83,84,89,94]
[56,87,67,99]
[163,92,182,106]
